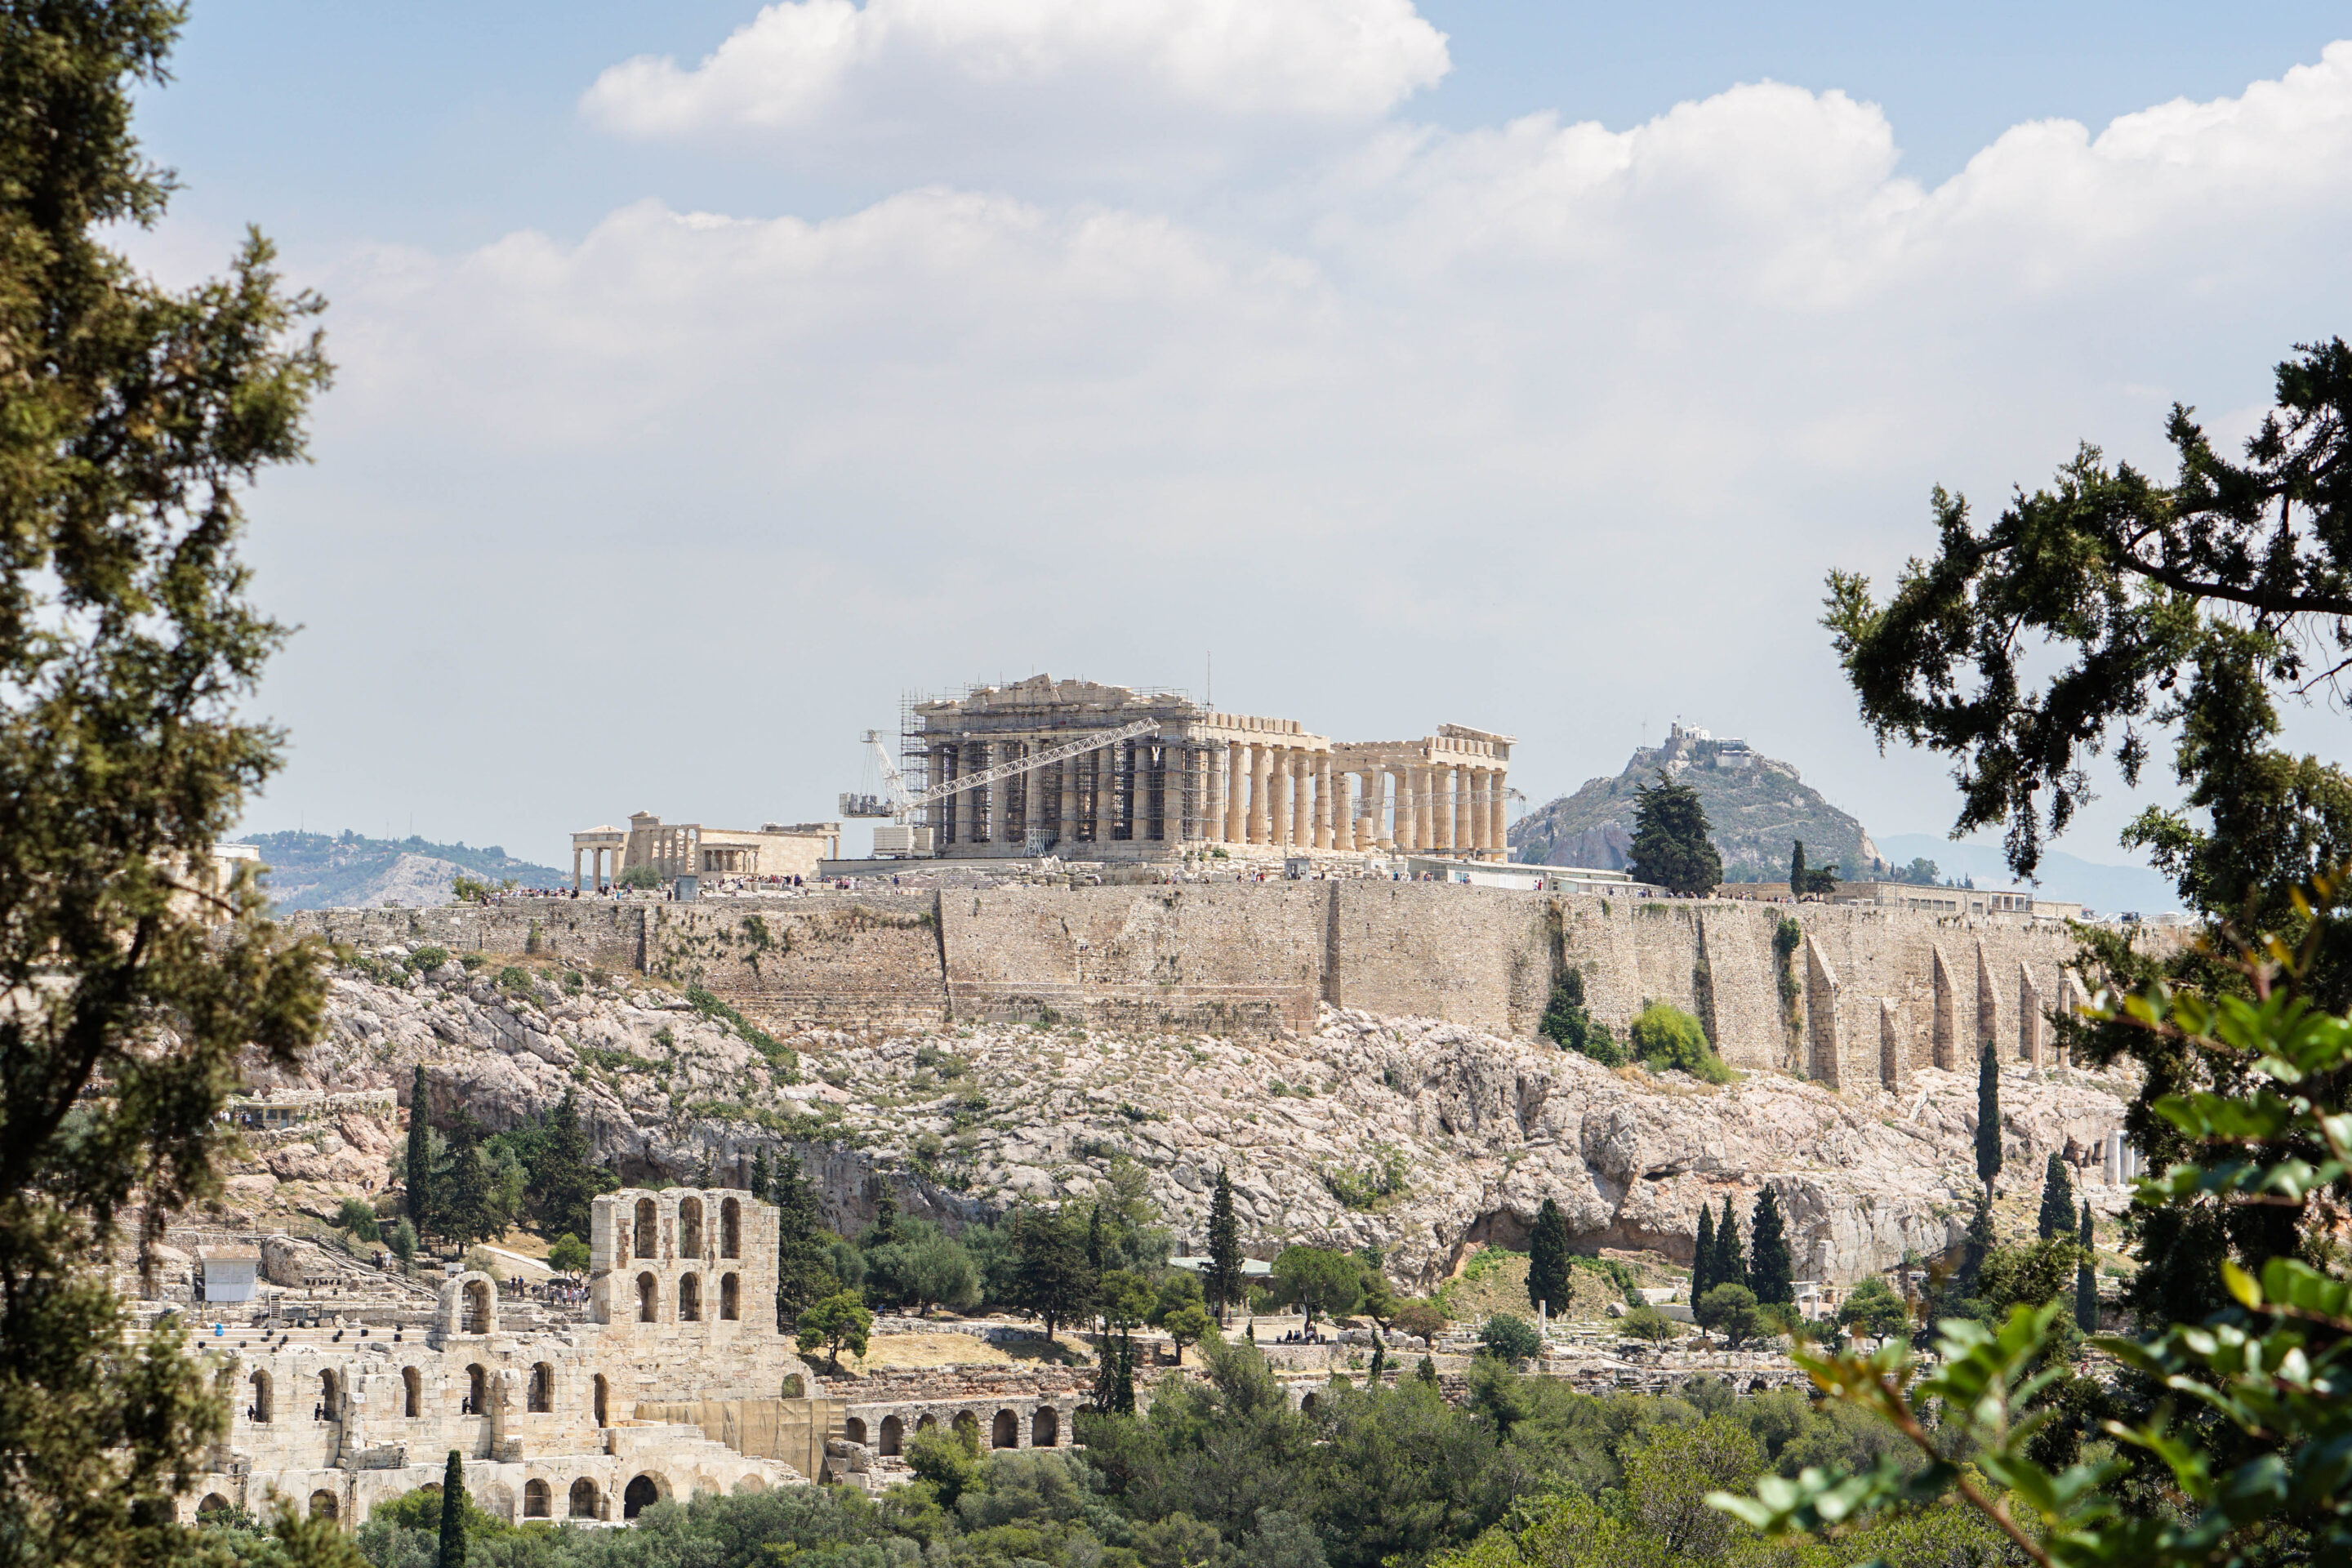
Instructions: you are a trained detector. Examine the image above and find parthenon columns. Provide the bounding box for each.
[1454,765,1472,851]
[1224,743,1245,842]
[1248,745,1271,844]
[1315,756,1335,850]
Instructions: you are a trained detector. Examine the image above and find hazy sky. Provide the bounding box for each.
[128,2,2352,867]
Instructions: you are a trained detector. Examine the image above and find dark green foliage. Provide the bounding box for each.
[438,1451,466,1568]
[2038,1151,2076,1241]
[494,1088,614,1241]
[1834,1276,1908,1343]
[1748,1187,1793,1306]
[1475,1314,1542,1365]
[1627,769,1723,895]
[333,1198,379,1244]
[1695,1283,1770,1346]
[1713,1196,1747,1294]
[1975,1042,2002,1194]
[1271,1246,1364,1326]
[431,1115,511,1249]
[1691,1202,1717,1303]
[1526,1199,1570,1315]
[1206,1167,1243,1321]
[1626,1000,1731,1082]
[767,1148,836,1325]
[1536,967,1623,1066]
[1013,1205,1095,1339]
[0,30,337,1521]
[2076,1202,2100,1334]
[1788,840,1841,898]
[1957,1191,1997,1298]
[405,1065,433,1233]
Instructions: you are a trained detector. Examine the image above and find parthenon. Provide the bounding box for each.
[911,676,1512,861]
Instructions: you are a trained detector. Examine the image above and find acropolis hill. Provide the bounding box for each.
[268,880,2158,1278]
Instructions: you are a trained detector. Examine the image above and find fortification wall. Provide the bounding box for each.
[288,888,2162,1090]
[941,883,1328,1032]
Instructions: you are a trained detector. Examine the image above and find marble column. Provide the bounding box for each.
[1490,774,1508,856]
[1246,745,1270,844]
[1290,752,1311,851]
[1394,766,1415,851]
[1232,747,1251,846]
[1314,755,1335,850]
[1430,764,1453,852]
[1094,746,1118,846]
[1372,770,1393,850]
[1268,749,1290,848]
[1057,756,1078,848]
[969,742,991,844]
[1000,740,1024,846]
[1453,765,1472,851]
[1207,744,1227,843]
[1183,746,1202,842]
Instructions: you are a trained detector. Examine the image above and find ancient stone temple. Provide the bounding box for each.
[909,676,1512,862]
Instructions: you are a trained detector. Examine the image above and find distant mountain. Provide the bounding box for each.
[1873,832,2185,916]
[1509,724,1878,882]
[238,831,568,911]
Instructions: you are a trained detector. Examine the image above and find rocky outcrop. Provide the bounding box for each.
[230,955,2133,1292]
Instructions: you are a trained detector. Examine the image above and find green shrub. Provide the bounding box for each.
[408,945,449,973]
[1627,1000,1731,1083]
[332,1198,380,1242]
[458,953,487,972]
[1619,1304,1679,1343]
[617,862,663,889]
[494,964,532,992]
[1539,969,1624,1066]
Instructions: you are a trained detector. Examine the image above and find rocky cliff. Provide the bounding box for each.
[227,950,2132,1291]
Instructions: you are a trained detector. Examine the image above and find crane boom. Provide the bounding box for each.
[841,718,1160,822]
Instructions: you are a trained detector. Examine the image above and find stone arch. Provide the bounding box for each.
[594,1373,609,1427]
[634,1197,657,1259]
[844,1417,867,1446]
[780,1373,804,1399]
[1031,1407,1058,1447]
[463,1277,493,1334]
[636,1272,657,1322]
[915,1413,938,1433]
[528,1362,554,1414]
[952,1410,979,1448]
[248,1368,273,1423]
[402,1366,421,1418]
[622,1474,663,1519]
[679,1196,703,1259]
[721,1197,740,1258]
[879,1415,904,1455]
[318,1368,340,1419]
[198,1494,230,1516]
[719,1272,739,1321]
[523,1479,550,1518]
[679,1272,701,1322]
[568,1477,599,1518]
[991,1409,1018,1449]
[1299,1391,1320,1414]
[308,1490,336,1521]
[465,1363,488,1415]
[733,1475,768,1496]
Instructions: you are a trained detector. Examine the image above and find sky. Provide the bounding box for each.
[125,2,2352,875]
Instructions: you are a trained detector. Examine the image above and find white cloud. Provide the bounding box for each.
[243,44,2352,866]
[581,0,1449,180]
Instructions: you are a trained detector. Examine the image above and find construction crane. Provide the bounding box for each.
[840,719,1160,824]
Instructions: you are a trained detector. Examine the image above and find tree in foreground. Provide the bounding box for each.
[1691,1201,1717,1303]
[1526,1198,1570,1315]
[1627,769,1722,895]
[1205,1168,1243,1322]
[1747,1186,1793,1305]
[1694,1283,1766,1347]
[0,7,333,1562]
[1976,1040,2003,1198]
[405,1065,434,1235]
[1012,1205,1095,1340]
[438,1450,466,1568]
[2038,1150,2077,1240]
[769,1148,836,1325]
[1834,1276,1907,1345]
[1270,1245,1362,1328]
[546,1233,590,1278]
[1717,924,2352,1565]
[1475,1313,1541,1366]
[1713,1196,1747,1294]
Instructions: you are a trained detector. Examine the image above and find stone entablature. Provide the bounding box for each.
[909,675,1512,862]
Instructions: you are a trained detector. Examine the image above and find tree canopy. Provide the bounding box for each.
[1628,769,1723,895]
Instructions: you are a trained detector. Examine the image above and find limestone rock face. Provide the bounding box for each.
[235,962,2132,1290]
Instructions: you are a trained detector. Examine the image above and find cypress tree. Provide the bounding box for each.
[406,1064,434,1236]
[1206,1169,1242,1323]
[1789,841,1806,897]
[1526,1198,1571,1315]
[867,1186,898,1247]
[750,1146,770,1205]
[1958,1191,1996,1296]
[1748,1187,1793,1305]
[1370,1339,1387,1384]
[771,1149,832,1324]
[1627,769,1723,895]
[529,1088,606,1241]
[2038,1152,2075,1240]
[2075,1202,2100,1333]
[1692,1202,1717,1303]
[1715,1196,1747,1293]
[439,1450,466,1568]
[1976,1042,2003,1197]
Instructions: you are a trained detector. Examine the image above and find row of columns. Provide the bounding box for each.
[572,845,621,891]
[923,736,1506,856]
[1200,743,1506,854]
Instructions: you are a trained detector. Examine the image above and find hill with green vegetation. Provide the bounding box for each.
[238,830,568,911]
[1509,730,1878,883]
